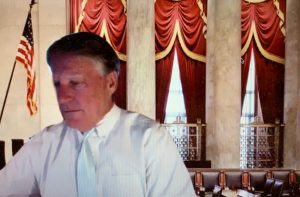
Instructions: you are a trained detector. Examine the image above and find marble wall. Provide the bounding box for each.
[206,0,241,168]
[285,0,300,168]
[0,0,299,168]
[127,0,155,119]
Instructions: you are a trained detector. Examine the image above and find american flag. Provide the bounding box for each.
[16,11,37,115]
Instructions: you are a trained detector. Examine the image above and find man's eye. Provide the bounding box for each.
[54,81,60,88]
[70,81,85,89]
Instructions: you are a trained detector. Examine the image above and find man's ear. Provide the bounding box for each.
[107,71,118,94]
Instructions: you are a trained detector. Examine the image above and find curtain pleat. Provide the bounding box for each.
[176,41,206,123]
[254,45,284,123]
[155,47,175,123]
[69,0,82,33]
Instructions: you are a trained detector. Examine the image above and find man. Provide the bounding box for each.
[0,32,195,196]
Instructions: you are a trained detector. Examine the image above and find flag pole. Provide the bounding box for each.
[0,0,36,124]
[0,61,17,124]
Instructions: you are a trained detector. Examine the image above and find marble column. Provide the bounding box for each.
[127,0,155,119]
[206,0,241,168]
[284,0,300,168]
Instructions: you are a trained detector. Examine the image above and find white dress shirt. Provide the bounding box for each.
[0,105,196,197]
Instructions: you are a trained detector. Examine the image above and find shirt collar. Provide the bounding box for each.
[94,104,121,138]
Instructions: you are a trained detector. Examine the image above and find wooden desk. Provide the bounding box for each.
[221,189,260,197]
[185,160,211,168]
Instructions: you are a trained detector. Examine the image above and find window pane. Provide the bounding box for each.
[164,50,187,123]
[241,50,255,124]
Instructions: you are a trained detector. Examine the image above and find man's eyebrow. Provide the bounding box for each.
[53,73,84,79]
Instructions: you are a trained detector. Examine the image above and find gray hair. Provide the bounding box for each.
[46,32,120,76]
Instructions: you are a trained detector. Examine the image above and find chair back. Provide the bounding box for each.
[202,171,220,192]
[249,171,267,191]
[272,170,290,192]
[224,171,243,190]
[295,170,300,182]
[0,140,5,170]
[292,181,300,196]
[262,178,275,197]
[11,139,24,156]
[271,179,284,197]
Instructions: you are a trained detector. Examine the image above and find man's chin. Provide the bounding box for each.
[64,119,80,129]
[64,120,92,132]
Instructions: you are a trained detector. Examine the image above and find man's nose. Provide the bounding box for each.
[57,86,73,104]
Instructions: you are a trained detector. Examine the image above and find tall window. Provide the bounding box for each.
[164,50,187,123]
[241,50,255,124]
[240,50,256,168]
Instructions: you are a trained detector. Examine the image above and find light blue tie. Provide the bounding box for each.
[77,130,97,197]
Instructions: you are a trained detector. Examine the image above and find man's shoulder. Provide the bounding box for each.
[29,122,67,142]
[117,109,169,142]
[120,109,159,129]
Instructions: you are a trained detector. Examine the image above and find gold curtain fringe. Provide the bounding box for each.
[155,22,178,61]
[75,0,88,33]
[177,21,206,62]
[100,20,127,61]
[244,0,267,3]
[197,0,207,39]
[121,0,127,14]
[244,0,286,37]
[155,20,206,62]
[241,21,284,65]
[273,0,286,37]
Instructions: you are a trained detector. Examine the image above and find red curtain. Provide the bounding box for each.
[176,41,206,123]
[155,0,207,123]
[69,0,81,33]
[69,0,127,109]
[156,47,175,123]
[241,0,285,123]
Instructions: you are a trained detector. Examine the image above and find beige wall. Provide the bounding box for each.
[127,0,155,119]
[285,0,300,168]
[0,0,300,168]
[206,0,241,168]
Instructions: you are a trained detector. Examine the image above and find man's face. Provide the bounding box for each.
[50,54,118,132]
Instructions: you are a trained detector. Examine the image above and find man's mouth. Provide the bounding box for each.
[63,109,81,113]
